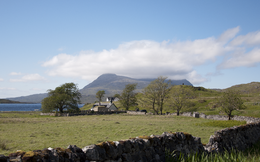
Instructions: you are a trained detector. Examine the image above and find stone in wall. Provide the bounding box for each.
[181,112,192,117]
[200,113,207,119]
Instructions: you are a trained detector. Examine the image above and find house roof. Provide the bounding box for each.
[93,103,111,106]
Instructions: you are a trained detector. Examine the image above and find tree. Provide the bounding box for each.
[218,90,246,120]
[155,76,172,115]
[120,83,137,110]
[168,85,195,116]
[114,94,121,99]
[41,83,81,113]
[141,76,172,114]
[96,90,105,105]
[142,82,159,114]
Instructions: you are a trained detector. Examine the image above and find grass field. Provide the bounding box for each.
[0,112,246,156]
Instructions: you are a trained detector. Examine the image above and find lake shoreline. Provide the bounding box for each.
[0,103,84,112]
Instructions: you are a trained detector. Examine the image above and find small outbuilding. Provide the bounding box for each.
[93,105,108,112]
[91,103,118,112]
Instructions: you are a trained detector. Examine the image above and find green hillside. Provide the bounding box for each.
[225,82,260,95]
[81,82,260,118]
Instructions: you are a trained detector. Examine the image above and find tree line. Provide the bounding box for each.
[41,77,245,120]
[117,76,245,120]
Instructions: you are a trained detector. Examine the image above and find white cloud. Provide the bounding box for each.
[10,74,46,82]
[42,27,260,85]
[43,38,227,85]
[0,78,4,81]
[218,48,260,69]
[230,31,260,46]
[9,72,22,76]
[218,26,240,43]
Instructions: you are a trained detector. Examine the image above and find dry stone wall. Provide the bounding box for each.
[4,132,204,162]
[40,111,126,117]
[176,111,260,124]
[3,121,260,162]
[3,112,260,162]
[126,111,146,115]
[205,122,260,153]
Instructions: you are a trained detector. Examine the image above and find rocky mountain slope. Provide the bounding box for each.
[6,73,193,103]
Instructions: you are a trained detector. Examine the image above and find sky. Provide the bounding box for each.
[1,1,260,98]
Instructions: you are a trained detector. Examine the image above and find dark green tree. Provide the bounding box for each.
[41,83,81,113]
[96,90,105,105]
[120,83,137,110]
[218,90,246,120]
[114,93,121,99]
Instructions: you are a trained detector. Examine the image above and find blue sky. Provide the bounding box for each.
[1,1,260,98]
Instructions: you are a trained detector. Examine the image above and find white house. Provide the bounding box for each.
[106,97,119,102]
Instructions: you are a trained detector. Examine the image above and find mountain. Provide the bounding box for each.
[80,73,193,96]
[6,73,193,103]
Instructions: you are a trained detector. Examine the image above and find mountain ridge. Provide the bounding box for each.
[5,73,193,103]
[80,73,193,96]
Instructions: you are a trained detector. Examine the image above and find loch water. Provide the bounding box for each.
[0,103,84,111]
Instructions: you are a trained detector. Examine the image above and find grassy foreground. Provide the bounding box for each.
[0,112,246,156]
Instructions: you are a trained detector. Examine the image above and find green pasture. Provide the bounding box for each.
[0,112,246,156]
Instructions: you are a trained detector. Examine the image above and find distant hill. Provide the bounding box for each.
[6,93,48,103]
[224,82,260,94]
[0,99,21,103]
[6,73,193,103]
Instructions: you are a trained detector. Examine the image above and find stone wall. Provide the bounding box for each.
[177,111,260,124]
[5,132,204,162]
[40,111,126,116]
[180,112,192,117]
[205,122,260,153]
[126,111,146,115]
[3,121,260,162]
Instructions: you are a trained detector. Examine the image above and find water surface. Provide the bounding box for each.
[0,103,84,111]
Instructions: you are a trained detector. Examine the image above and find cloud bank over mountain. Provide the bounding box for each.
[43,27,260,85]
